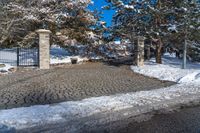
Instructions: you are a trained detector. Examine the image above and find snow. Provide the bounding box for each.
[50,56,89,64]
[131,53,200,84]
[0,64,14,72]
[50,45,89,64]
[178,72,200,84]
[124,5,134,10]
[168,24,178,33]
[114,40,121,44]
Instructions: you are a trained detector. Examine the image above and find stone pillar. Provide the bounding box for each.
[36,29,51,69]
[134,36,145,66]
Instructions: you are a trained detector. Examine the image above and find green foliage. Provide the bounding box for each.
[106,0,200,61]
[0,0,105,48]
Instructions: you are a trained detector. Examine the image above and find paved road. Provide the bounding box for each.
[0,63,173,109]
[112,106,200,133]
[17,105,200,133]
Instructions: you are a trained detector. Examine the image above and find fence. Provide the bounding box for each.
[0,48,17,66]
[17,48,39,66]
[0,48,39,67]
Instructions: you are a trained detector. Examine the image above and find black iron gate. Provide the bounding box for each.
[0,47,39,67]
[17,48,39,67]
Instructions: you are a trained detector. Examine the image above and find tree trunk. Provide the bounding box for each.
[155,37,163,64]
[182,38,187,69]
[146,41,151,60]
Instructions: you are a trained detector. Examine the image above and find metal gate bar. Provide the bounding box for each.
[0,47,39,67]
[17,48,39,67]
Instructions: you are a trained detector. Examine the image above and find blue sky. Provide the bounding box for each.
[88,0,115,26]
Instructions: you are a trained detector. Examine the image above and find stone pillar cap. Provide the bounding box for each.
[36,29,51,34]
[134,36,146,40]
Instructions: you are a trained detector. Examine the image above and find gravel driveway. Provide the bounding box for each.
[0,63,174,109]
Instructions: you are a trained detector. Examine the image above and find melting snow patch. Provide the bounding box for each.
[0,64,14,73]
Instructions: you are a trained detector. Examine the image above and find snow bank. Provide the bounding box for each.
[131,53,200,84]
[178,72,200,84]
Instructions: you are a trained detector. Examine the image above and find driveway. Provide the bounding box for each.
[0,63,174,109]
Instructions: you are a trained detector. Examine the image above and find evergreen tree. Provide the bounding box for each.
[0,0,105,48]
[166,0,200,67]
[106,0,200,64]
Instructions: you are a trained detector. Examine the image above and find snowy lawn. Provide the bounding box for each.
[50,45,89,64]
[131,53,200,84]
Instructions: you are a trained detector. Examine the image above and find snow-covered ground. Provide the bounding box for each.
[0,64,14,73]
[131,53,200,84]
[50,56,89,64]
[50,45,89,64]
